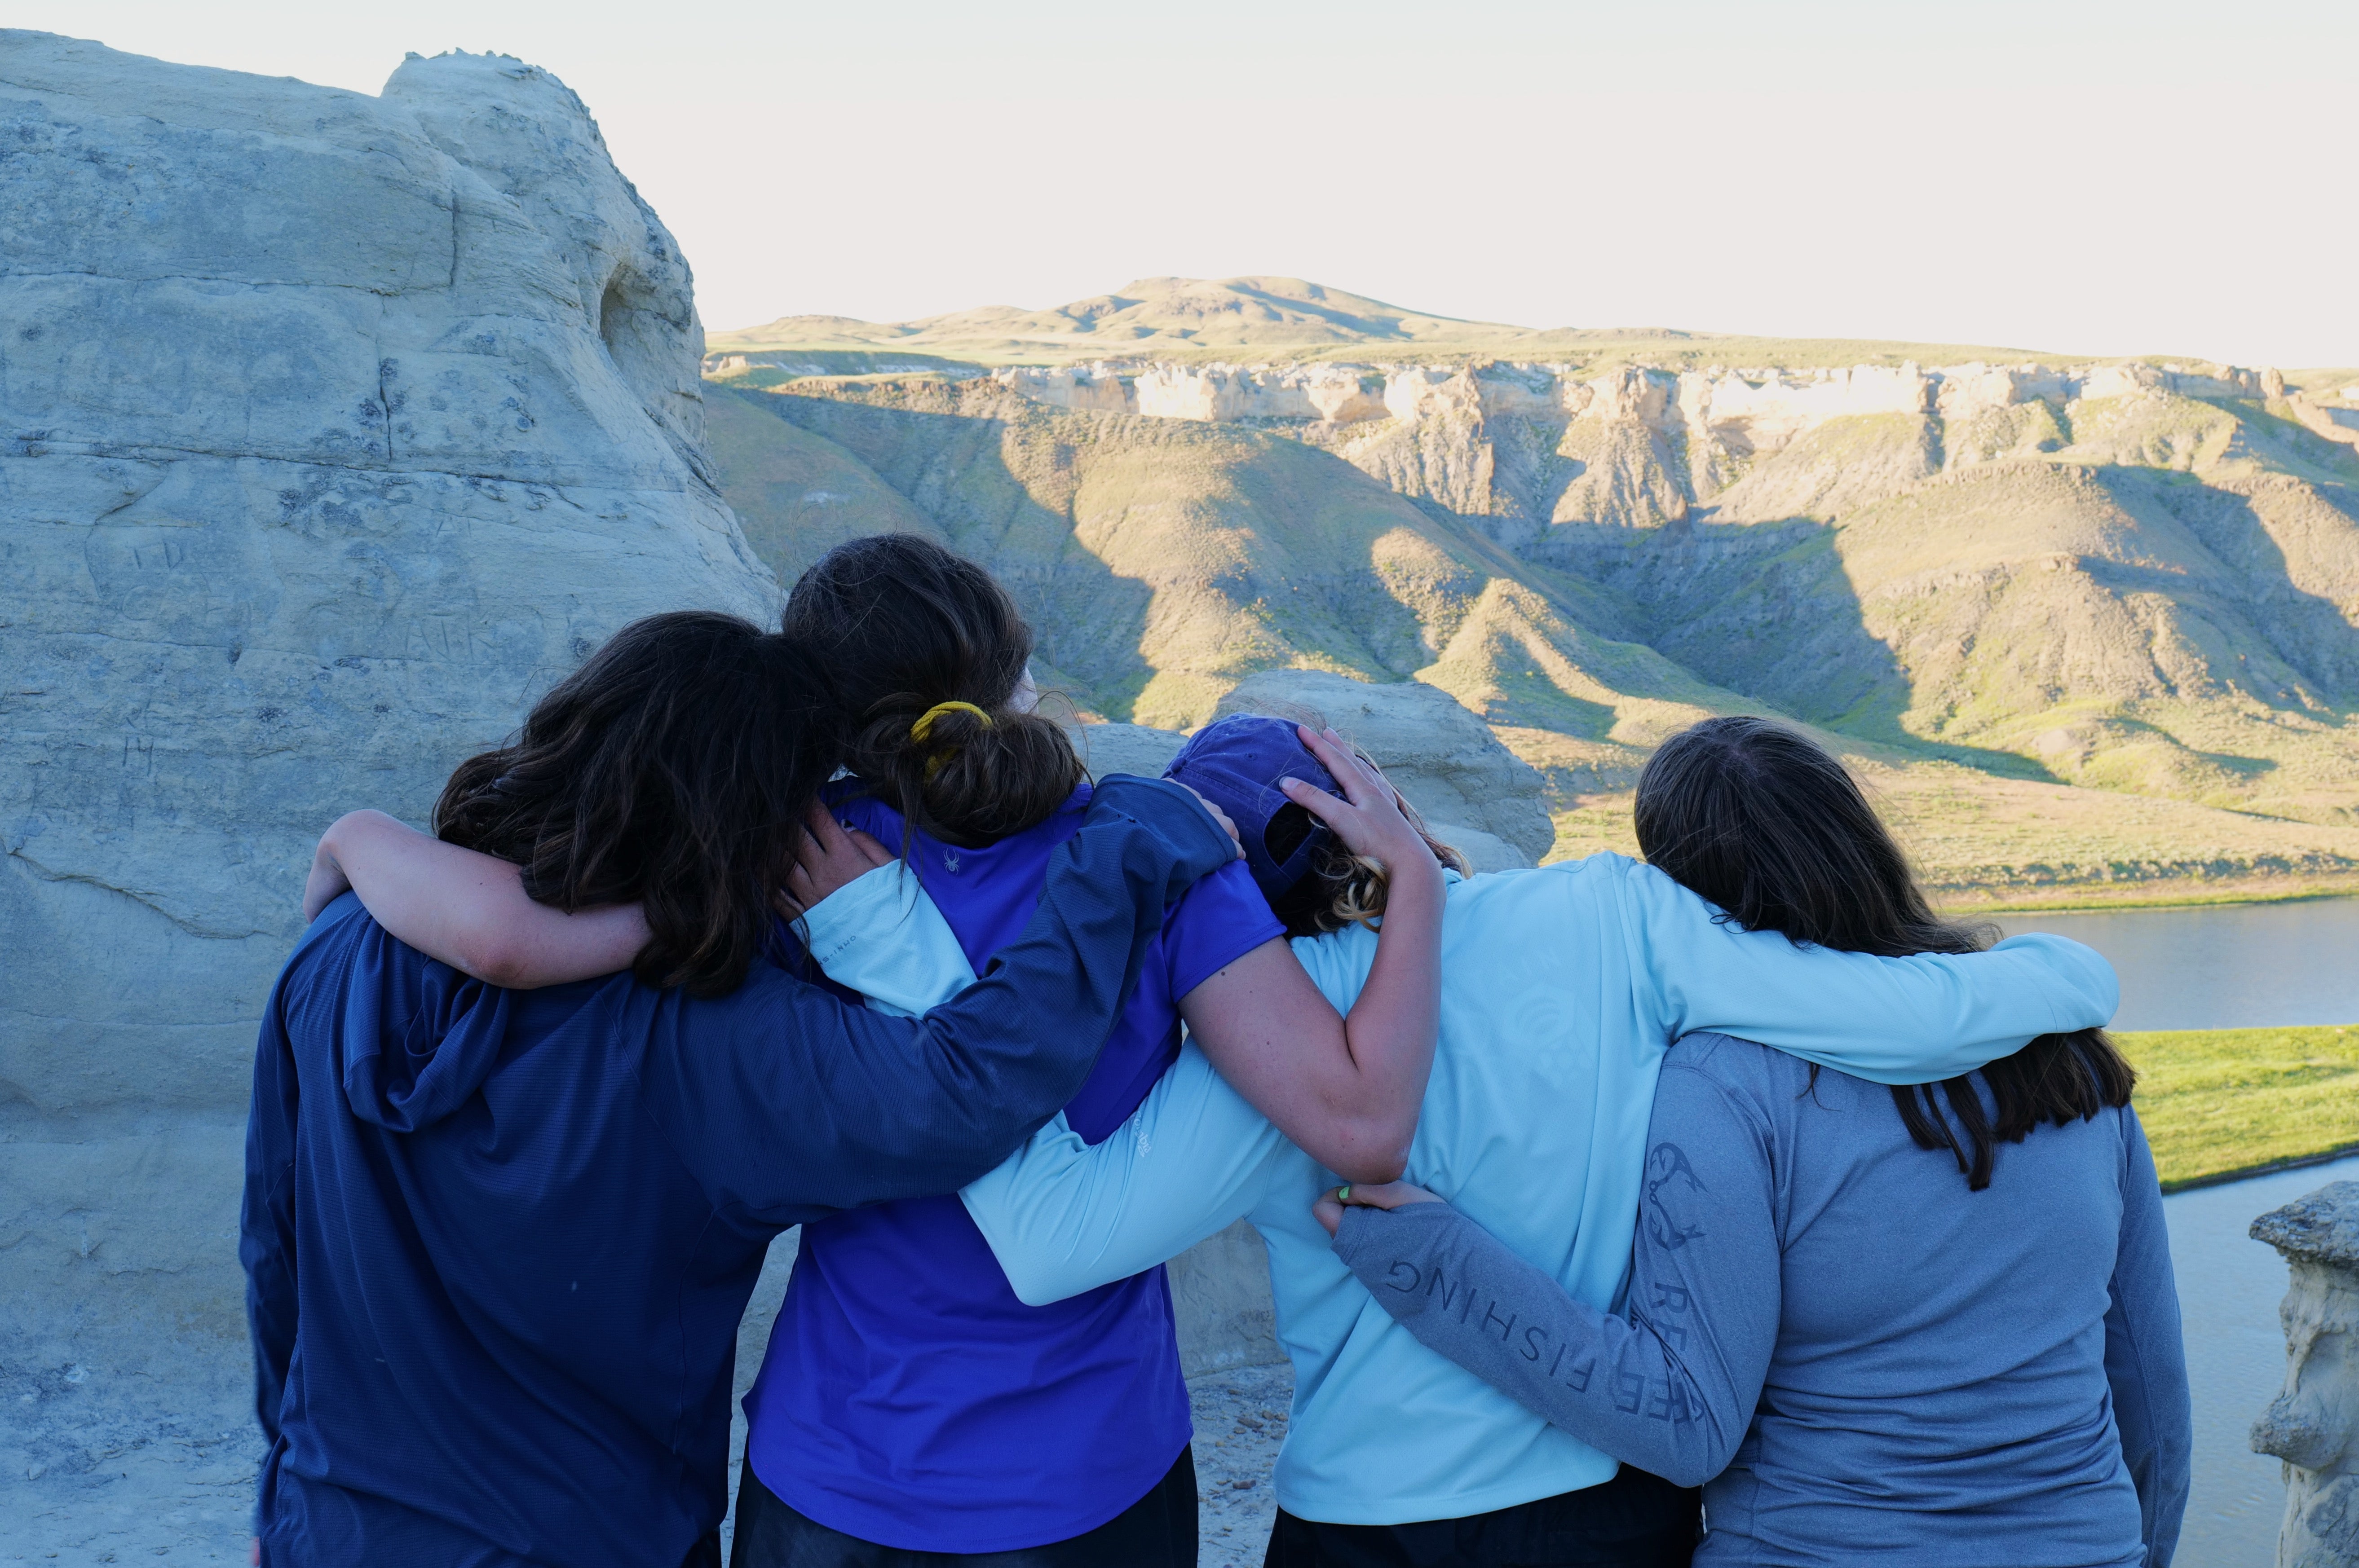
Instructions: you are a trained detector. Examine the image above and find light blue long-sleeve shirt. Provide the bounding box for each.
[803,853,2120,1527]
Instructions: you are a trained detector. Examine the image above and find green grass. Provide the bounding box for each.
[2116,1026,2359,1189]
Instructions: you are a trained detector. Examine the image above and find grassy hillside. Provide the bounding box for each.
[2119,1025,2359,1188]
[712,378,1759,736]
[701,280,2359,904]
[1537,397,2359,831]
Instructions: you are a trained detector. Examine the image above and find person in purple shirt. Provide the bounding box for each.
[330,538,1453,1567]
[746,538,1446,1566]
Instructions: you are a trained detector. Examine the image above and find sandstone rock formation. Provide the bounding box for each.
[1070,721,1189,782]
[2252,1182,2359,1567]
[1069,674,1557,874]
[1216,670,1555,869]
[0,31,775,1538]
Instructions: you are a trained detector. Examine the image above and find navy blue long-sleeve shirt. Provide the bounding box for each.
[1336,1032,2192,1567]
[239,776,1233,1568]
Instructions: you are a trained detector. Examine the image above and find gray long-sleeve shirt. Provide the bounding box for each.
[1333,1032,2191,1568]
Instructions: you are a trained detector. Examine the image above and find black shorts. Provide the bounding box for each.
[728,1446,1197,1568]
[1263,1465,1700,1568]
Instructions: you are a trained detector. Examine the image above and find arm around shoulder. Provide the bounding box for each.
[1625,859,2121,1084]
[654,776,1243,1219]
[963,1041,1288,1304]
[310,810,648,987]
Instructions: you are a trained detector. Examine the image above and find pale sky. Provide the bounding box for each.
[18,1,2359,367]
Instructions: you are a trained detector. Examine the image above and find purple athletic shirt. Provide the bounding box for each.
[742,780,1282,1551]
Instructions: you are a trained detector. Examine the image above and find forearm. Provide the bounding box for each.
[964,1042,1286,1304]
[1333,1202,1749,1485]
[1633,865,2120,1083]
[1180,860,1442,1183]
[314,810,647,987]
[1335,858,1443,1172]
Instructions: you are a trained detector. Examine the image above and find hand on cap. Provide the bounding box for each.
[1279,727,1441,880]
[780,803,894,920]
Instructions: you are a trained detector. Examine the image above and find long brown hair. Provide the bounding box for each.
[1635,716,2133,1190]
[432,612,839,995]
[782,534,1083,846]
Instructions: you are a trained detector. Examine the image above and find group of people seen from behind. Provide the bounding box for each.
[249,532,2189,1568]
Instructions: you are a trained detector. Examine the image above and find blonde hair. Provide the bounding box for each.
[1258,719,1470,937]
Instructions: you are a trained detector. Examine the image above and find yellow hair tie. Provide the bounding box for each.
[910,700,994,744]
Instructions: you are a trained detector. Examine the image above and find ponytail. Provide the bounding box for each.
[784,534,1084,847]
[849,692,1083,846]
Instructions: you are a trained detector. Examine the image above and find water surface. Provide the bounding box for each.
[1995,900,2357,1564]
[2161,1153,2359,1568]
[1999,899,2359,1031]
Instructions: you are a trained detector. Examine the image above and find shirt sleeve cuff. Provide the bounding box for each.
[800,862,922,968]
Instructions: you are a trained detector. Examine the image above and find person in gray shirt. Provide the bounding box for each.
[1320,718,2191,1568]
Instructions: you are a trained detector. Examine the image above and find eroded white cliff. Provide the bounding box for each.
[0,33,776,1539]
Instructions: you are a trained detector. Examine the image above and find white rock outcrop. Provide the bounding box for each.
[1070,721,1189,782]
[986,351,2274,523]
[1213,670,1555,870]
[0,30,776,1527]
[1074,674,1557,875]
[2252,1181,2359,1567]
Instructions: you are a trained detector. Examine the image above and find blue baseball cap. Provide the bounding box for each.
[1165,714,1339,902]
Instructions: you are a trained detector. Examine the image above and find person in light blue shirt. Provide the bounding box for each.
[1323,718,2191,1568]
[795,718,2120,1565]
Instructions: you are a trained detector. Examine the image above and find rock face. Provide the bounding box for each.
[1069,721,1189,783]
[1216,670,1555,869]
[0,27,775,1506]
[1069,674,1556,875]
[2252,1182,2359,1567]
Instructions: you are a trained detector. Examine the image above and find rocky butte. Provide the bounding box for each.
[0,30,775,1553]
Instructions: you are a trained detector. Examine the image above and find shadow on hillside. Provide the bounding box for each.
[1529,514,2059,780]
[747,392,1161,719]
[2094,467,2359,706]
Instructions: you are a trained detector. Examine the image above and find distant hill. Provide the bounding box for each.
[708,275,2053,372]
[702,280,2359,906]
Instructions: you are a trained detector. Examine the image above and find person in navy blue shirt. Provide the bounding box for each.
[242,612,1243,1568]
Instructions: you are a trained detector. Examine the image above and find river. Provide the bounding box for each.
[1997,899,2359,1567]
[1997,896,2359,1031]
[2160,1153,2359,1567]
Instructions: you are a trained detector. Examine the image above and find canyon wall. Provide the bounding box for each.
[932,348,2359,830]
[994,357,2277,449]
[0,31,776,1522]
